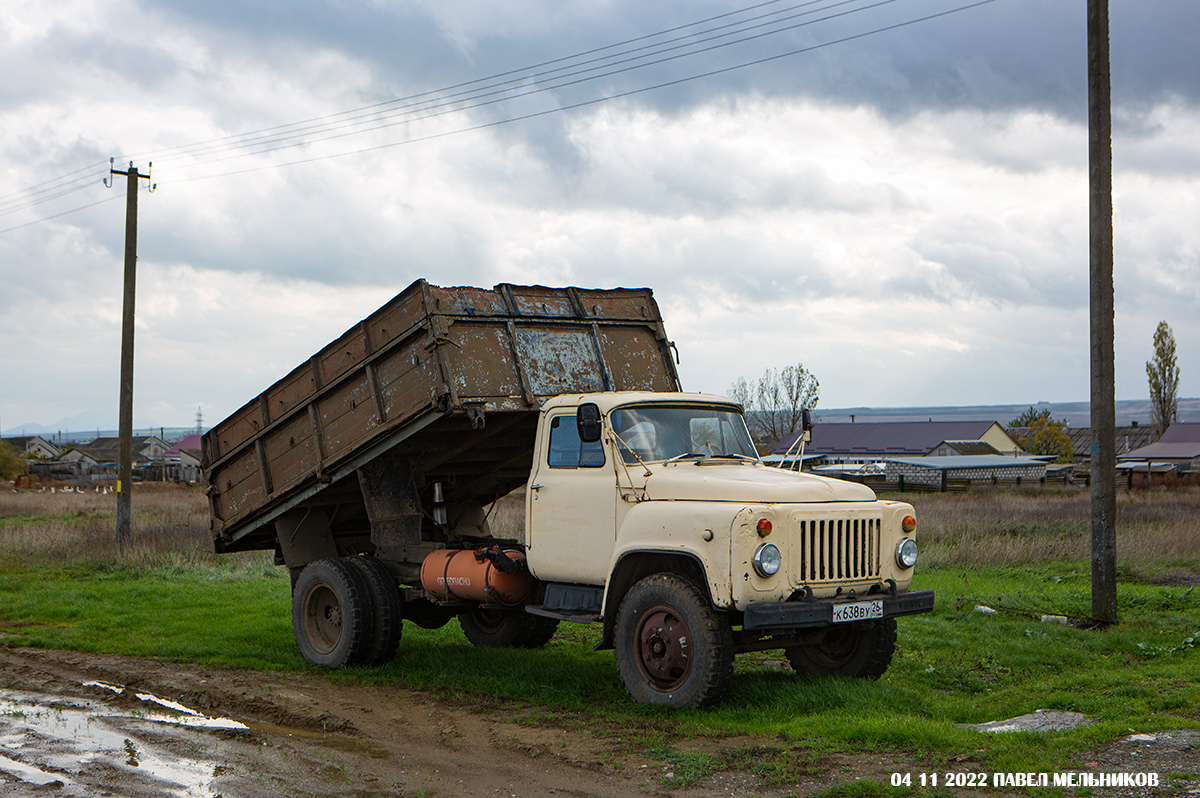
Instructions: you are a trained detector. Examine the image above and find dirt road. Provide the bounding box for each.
[0,645,1194,797]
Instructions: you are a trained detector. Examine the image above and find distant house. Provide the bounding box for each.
[1118,423,1200,471]
[884,455,1049,488]
[1064,424,1155,460]
[57,435,169,479]
[160,435,204,482]
[773,421,1022,465]
[71,435,169,465]
[1,435,62,460]
[57,447,102,471]
[929,440,1001,457]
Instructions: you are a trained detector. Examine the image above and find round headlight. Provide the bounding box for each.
[753,543,781,577]
[896,538,919,569]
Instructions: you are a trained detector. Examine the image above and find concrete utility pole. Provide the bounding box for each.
[110,161,153,554]
[1087,0,1117,624]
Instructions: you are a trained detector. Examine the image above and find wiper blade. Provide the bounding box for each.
[662,451,706,465]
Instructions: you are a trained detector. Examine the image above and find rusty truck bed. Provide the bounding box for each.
[202,280,680,552]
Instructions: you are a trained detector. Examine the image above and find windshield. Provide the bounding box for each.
[610,405,758,463]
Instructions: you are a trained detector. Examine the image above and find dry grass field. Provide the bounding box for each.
[2,480,1196,578]
[915,487,1200,577]
[0,483,216,570]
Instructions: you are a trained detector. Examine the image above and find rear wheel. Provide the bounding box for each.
[613,573,733,708]
[291,558,372,668]
[343,556,403,665]
[459,609,559,648]
[785,618,897,679]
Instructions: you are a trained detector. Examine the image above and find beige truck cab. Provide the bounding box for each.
[521,392,933,708]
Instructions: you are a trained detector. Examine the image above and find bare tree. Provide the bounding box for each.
[729,364,819,448]
[1146,320,1180,439]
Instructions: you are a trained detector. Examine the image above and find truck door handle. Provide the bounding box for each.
[530,484,544,491]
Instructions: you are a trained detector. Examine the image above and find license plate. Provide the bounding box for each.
[832,600,883,623]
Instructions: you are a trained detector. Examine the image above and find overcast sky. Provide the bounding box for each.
[2,0,1197,434]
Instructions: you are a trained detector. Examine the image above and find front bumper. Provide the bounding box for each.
[742,589,935,631]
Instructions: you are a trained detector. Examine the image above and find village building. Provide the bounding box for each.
[1,435,62,460]
[1117,422,1200,473]
[772,421,1023,465]
[883,454,1049,489]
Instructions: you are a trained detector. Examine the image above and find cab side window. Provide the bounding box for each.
[548,415,605,468]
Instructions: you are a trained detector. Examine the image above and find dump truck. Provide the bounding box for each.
[203,279,933,708]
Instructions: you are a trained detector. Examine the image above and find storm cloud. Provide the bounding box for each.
[1,0,1197,431]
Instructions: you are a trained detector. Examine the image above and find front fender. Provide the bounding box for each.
[607,500,739,610]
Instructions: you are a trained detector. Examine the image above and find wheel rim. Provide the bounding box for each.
[301,583,343,654]
[633,603,693,692]
[805,626,862,668]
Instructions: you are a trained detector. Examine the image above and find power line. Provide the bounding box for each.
[131,0,847,166]
[132,0,911,177]
[0,195,122,235]
[178,0,996,181]
[120,0,806,164]
[2,0,1000,232]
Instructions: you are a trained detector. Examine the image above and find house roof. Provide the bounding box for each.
[773,421,1006,456]
[1157,422,1200,443]
[164,435,202,456]
[1064,425,1155,457]
[1,435,61,456]
[1118,443,1200,461]
[74,436,164,463]
[934,440,1001,456]
[1118,423,1200,461]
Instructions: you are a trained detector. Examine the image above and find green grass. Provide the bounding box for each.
[1,557,1196,778]
[1,485,1198,790]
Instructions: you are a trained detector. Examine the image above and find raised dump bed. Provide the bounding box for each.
[202,279,680,553]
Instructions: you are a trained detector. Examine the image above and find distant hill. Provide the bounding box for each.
[812,398,1200,427]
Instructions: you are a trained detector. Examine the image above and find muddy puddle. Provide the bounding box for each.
[0,681,256,797]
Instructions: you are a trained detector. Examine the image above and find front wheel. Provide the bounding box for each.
[613,573,733,708]
[785,617,897,679]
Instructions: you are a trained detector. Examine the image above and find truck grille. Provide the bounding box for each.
[797,518,881,582]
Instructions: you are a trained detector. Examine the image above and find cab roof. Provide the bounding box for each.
[541,391,743,414]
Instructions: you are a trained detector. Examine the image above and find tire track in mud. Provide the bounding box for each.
[3,645,1191,798]
[0,645,682,797]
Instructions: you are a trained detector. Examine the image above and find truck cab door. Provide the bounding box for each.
[525,412,617,586]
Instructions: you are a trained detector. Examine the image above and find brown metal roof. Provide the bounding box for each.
[1065,426,1155,457]
[773,421,1005,456]
[1158,422,1200,443]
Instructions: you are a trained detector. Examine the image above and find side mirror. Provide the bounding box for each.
[802,408,813,433]
[577,403,602,443]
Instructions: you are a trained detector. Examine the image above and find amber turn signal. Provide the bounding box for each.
[756,518,772,537]
[902,515,917,533]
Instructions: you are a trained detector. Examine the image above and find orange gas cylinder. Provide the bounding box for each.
[419,548,533,605]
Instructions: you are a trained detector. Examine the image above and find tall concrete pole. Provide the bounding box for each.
[112,161,151,554]
[1088,0,1117,623]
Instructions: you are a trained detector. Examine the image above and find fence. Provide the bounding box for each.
[837,472,1082,493]
[836,470,1197,493]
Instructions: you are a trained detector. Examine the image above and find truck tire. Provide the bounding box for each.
[403,597,457,630]
[292,558,373,669]
[459,609,560,648]
[785,617,897,680]
[614,573,733,709]
[343,556,403,666]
